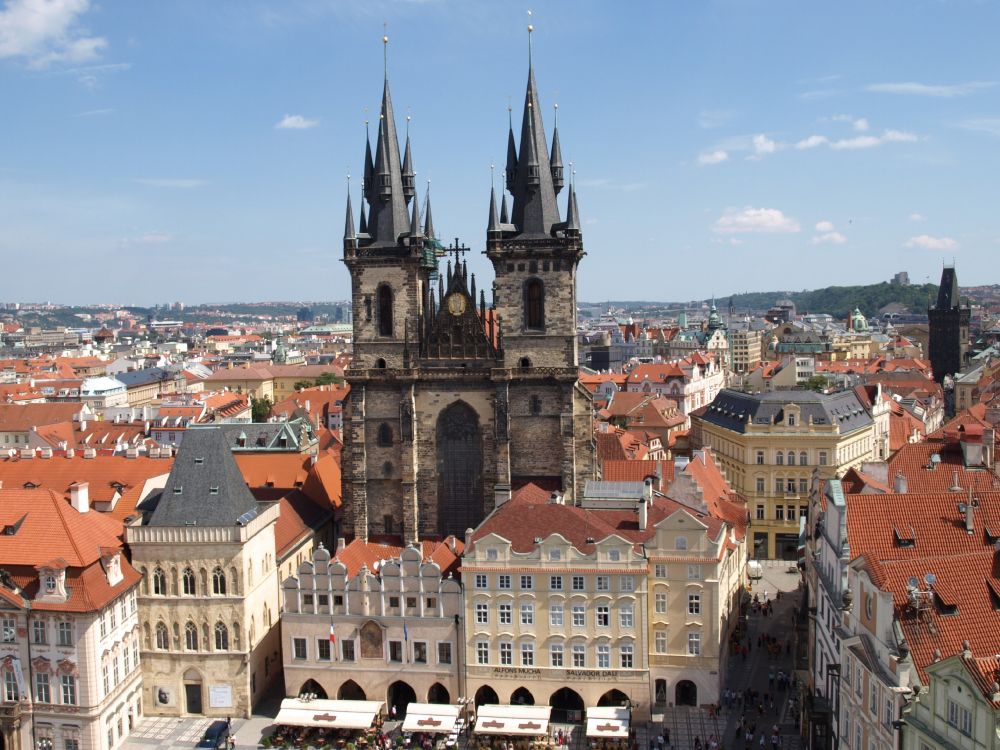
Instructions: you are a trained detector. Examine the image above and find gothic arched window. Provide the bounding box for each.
[182,567,196,595]
[215,622,229,651]
[184,622,198,651]
[212,567,227,595]
[155,622,169,650]
[377,423,393,447]
[525,279,545,330]
[377,284,393,337]
[152,567,167,596]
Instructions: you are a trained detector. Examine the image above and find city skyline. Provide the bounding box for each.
[1,0,999,304]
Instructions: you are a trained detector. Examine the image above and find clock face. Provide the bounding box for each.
[447,293,467,316]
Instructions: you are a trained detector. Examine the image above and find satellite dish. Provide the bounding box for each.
[924,573,937,587]
[907,577,919,590]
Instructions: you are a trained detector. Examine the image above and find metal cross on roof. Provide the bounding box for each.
[446,237,470,264]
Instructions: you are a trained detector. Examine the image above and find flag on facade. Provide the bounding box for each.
[329,623,336,643]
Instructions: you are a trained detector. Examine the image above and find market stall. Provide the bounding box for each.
[584,706,629,740]
[272,698,385,747]
[402,704,462,735]
[473,704,552,738]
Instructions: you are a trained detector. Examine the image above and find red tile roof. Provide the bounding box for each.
[334,537,463,578]
[0,453,172,504]
[0,402,84,431]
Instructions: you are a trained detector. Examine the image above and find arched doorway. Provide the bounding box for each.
[675,680,697,707]
[511,687,535,706]
[475,685,499,708]
[338,680,367,701]
[549,687,584,723]
[597,689,629,708]
[182,668,203,715]
[654,679,667,705]
[427,683,451,705]
[299,679,328,700]
[388,681,417,719]
[436,402,483,536]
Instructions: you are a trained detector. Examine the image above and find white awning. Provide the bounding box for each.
[274,698,384,730]
[474,704,551,736]
[585,707,629,738]
[402,703,462,734]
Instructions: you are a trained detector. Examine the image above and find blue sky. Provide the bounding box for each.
[1,0,998,306]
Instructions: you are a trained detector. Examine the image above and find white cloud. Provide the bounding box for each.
[697,110,734,129]
[815,220,835,233]
[0,0,107,68]
[713,207,801,234]
[750,133,779,158]
[829,129,918,149]
[795,135,828,150]
[958,118,1000,137]
[812,231,847,245]
[853,117,869,132]
[828,114,869,132]
[904,234,959,250]
[866,81,997,97]
[119,232,173,247]
[909,212,926,222]
[72,107,112,117]
[276,114,319,130]
[697,149,729,166]
[134,178,206,189]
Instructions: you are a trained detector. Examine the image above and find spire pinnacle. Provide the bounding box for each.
[409,186,422,239]
[500,192,509,224]
[488,178,501,235]
[423,179,436,239]
[366,45,409,246]
[344,175,356,241]
[565,182,580,235]
[383,27,389,80]
[402,117,415,204]
[550,103,564,195]
[527,10,534,67]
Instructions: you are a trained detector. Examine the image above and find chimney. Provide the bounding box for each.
[65,447,75,458]
[336,537,346,553]
[80,420,86,431]
[893,473,907,494]
[966,487,975,535]
[985,428,995,470]
[125,447,138,459]
[305,400,311,413]
[644,476,655,506]
[448,535,457,553]
[19,448,33,460]
[83,448,97,459]
[638,495,648,532]
[950,471,963,492]
[39,447,52,459]
[70,482,90,513]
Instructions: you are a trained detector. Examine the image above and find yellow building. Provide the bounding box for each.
[692,388,875,559]
[204,366,275,401]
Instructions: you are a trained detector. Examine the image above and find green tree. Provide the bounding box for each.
[251,396,273,422]
[805,375,828,392]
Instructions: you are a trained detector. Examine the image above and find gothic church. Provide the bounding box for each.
[342,44,595,543]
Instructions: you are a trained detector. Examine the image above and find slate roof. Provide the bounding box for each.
[114,367,182,387]
[146,428,260,527]
[698,388,873,435]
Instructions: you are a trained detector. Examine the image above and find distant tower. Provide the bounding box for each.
[928,265,970,382]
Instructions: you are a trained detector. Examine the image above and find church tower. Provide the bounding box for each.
[341,36,594,545]
[928,264,970,383]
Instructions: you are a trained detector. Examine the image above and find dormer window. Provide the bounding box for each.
[44,575,56,593]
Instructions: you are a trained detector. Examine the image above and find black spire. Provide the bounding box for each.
[565,183,580,235]
[505,107,518,189]
[936,266,960,309]
[344,189,356,241]
[423,182,436,239]
[363,123,375,205]
[366,59,409,246]
[509,58,561,236]
[359,196,368,235]
[500,192,509,224]
[550,104,564,195]
[409,186,422,239]
[487,185,501,234]
[402,124,416,204]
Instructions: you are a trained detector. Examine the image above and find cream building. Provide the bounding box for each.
[280,539,463,712]
[126,428,281,719]
[0,487,143,750]
[692,388,875,559]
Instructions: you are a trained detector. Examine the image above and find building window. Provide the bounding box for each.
[799,478,808,493]
[688,594,701,615]
[499,642,512,665]
[389,596,400,609]
[32,620,46,644]
[475,603,489,624]
[550,575,563,590]
[155,622,169,649]
[520,604,534,625]
[756,450,764,465]
[525,279,545,330]
[756,477,765,493]
[572,605,586,627]
[498,574,511,590]
[438,642,452,665]
[215,622,229,651]
[377,285,393,337]
[377,422,393,446]
[819,451,828,466]
[152,567,166,595]
[550,604,564,626]
[55,621,72,647]
[413,642,427,664]
[499,603,512,625]
[549,549,561,561]
[60,675,76,705]
[572,576,585,591]
[675,536,688,551]
[619,575,635,592]
[620,644,634,669]
[3,671,16,701]
[476,642,489,665]
[342,641,356,662]
[619,604,634,628]
[655,592,668,614]
[687,631,701,656]
[389,641,403,662]
[654,564,667,579]
[185,622,198,651]
[182,567,196,595]
[596,576,610,591]
[870,684,877,714]
[64,740,79,750]
[572,644,585,667]
[520,575,533,590]
[653,630,667,654]
[608,549,621,561]
[550,644,563,667]
[776,452,784,466]
[787,451,796,465]
[776,506,785,521]
[212,567,227,595]
[688,564,702,580]
[786,479,796,493]
[774,478,783,494]
[597,644,610,669]
[520,643,534,666]
[756,505,765,520]
[800,451,808,465]
[596,606,610,627]
[475,574,487,589]
[35,672,50,703]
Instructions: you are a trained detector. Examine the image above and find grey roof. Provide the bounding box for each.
[344,190,356,241]
[115,367,181,388]
[935,266,960,310]
[364,76,410,246]
[508,64,561,237]
[409,186,422,238]
[401,133,415,202]
[584,480,646,500]
[550,119,564,194]
[423,187,436,239]
[564,185,580,234]
[211,419,314,451]
[146,427,259,527]
[699,388,873,435]
[487,185,501,233]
